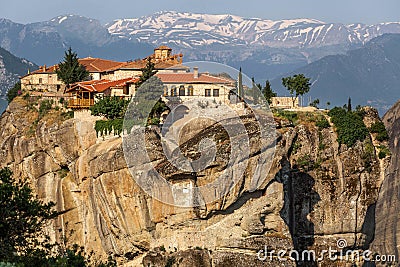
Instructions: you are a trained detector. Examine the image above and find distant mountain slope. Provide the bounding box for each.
[106,11,400,81]
[1,12,400,81]
[271,34,400,113]
[107,11,400,49]
[0,15,153,66]
[0,47,36,95]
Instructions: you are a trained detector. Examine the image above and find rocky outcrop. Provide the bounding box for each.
[0,97,387,266]
[371,100,400,265]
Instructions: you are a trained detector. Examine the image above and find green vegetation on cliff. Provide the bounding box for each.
[0,168,116,267]
[6,82,21,103]
[328,107,368,147]
[369,121,389,142]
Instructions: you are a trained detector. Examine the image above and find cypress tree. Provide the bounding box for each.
[348,97,352,112]
[238,67,244,99]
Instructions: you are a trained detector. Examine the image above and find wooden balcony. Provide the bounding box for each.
[67,98,94,108]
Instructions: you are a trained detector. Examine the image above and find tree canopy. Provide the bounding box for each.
[0,168,117,266]
[90,96,129,120]
[6,82,21,103]
[0,167,58,263]
[282,74,311,106]
[56,48,89,88]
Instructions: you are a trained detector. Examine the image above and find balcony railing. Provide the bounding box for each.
[67,98,94,108]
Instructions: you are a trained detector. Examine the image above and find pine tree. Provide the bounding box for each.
[0,168,58,263]
[56,47,89,90]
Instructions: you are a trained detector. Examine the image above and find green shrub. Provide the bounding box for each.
[296,155,320,171]
[315,117,330,129]
[149,117,160,125]
[369,121,389,141]
[165,256,175,267]
[62,111,74,120]
[0,262,18,267]
[328,107,368,147]
[362,141,375,172]
[90,96,129,120]
[378,145,390,159]
[6,82,21,103]
[38,99,53,118]
[95,119,124,137]
[22,93,30,101]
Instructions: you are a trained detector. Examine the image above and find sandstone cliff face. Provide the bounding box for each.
[371,100,400,265]
[0,98,387,266]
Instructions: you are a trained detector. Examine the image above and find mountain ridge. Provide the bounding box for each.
[0,47,36,96]
[271,33,400,114]
[107,11,400,49]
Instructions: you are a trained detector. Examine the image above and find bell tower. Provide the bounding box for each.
[154,45,172,61]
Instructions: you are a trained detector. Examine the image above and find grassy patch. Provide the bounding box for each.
[273,109,298,124]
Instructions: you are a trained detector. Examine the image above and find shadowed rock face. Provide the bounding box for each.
[372,100,400,265]
[0,98,386,266]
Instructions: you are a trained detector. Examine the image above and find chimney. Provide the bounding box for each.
[193,67,199,79]
[42,65,46,72]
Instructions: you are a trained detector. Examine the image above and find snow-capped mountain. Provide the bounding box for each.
[0,15,153,66]
[1,11,400,82]
[107,11,400,49]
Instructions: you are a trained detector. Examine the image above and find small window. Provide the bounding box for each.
[213,89,219,97]
[39,78,43,84]
[188,85,194,96]
[205,89,211,97]
[163,85,168,96]
[179,85,185,96]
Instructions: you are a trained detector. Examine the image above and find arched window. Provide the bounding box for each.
[171,86,177,96]
[179,85,185,96]
[188,85,194,96]
[163,85,168,96]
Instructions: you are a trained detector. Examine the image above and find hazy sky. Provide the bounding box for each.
[0,0,399,24]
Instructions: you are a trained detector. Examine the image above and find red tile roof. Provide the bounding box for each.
[26,58,124,76]
[67,78,138,93]
[79,57,125,72]
[156,73,234,84]
[28,65,58,75]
